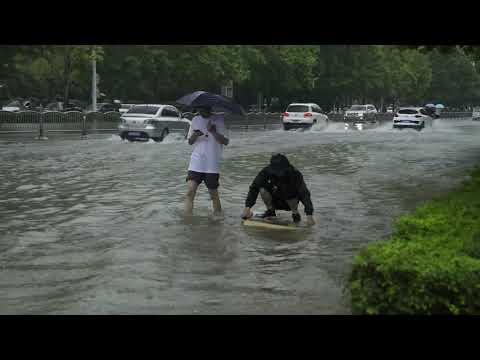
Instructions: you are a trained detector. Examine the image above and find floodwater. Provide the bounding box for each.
[1,119,479,314]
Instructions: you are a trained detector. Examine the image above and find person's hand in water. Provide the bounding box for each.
[306,215,315,226]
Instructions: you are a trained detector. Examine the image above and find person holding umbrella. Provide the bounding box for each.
[184,104,229,216]
[177,91,246,217]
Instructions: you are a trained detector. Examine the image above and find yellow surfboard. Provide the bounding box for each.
[242,217,299,230]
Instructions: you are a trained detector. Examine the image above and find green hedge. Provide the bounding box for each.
[348,167,480,315]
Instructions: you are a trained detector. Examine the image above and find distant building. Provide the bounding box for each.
[221,80,233,99]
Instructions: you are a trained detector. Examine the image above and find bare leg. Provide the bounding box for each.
[209,189,222,216]
[185,180,199,216]
[260,188,274,210]
[286,198,300,214]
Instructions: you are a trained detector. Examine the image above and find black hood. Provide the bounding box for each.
[267,154,292,177]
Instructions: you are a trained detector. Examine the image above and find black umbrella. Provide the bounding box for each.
[176,91,246,116]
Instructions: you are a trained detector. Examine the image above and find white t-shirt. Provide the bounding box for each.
[187,114,227,174]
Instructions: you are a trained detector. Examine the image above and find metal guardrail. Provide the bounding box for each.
[0,111,122,138]
[226,123,283,132]
[0,110,474,139]
[436,112,472,119]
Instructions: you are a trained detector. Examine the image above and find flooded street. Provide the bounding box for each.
[1,119,480,314]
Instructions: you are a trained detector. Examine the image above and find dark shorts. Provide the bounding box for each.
[186,171,220,190]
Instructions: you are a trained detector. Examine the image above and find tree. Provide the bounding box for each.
[427,47,480,107]
[10,45,103,104]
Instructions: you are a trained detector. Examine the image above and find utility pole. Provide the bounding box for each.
[92,48,97,112]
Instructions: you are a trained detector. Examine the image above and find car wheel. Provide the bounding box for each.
[283,124,290,131]
[159,128,169,141]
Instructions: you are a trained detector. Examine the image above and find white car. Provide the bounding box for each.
[393,107,433,131]
[281,103,329,130]
[119,104,136,114]
[344,104,378,122]
[2,100,23,112]
[118,104,191,142]
[473,107,480,121]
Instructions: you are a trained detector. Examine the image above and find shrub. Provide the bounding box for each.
[348,167,480,315]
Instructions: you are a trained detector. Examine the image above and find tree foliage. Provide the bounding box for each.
[1,45,480,110]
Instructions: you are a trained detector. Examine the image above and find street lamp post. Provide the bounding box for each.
[92,49,97,113]
[0,83,12,101]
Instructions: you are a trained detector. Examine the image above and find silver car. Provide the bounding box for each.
[344,104,378,122]
[473,107,480,121]
[118,104,191,142]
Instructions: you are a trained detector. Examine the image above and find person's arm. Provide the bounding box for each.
[242,170,266,219]
[187,119,203,145]
[296,172,315,224]
[208,120,229,146]
[188,130,203,145]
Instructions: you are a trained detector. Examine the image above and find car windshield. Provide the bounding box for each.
[6,101,20,107]
[127,106,160,115]
[286,105,309,112]
[350,105,367,111]
[398,109,419,114]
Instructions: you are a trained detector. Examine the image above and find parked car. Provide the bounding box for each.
[473,107,480,121]
[344,104,378,122]
[393,107,434,131]
[44,101,64,112]
[2,99,23,112]
[119,104,136,114]
[1,98,41,112]
[43,100,84,112]
[281,103,329,131]
[118,104,191,142]
[85,102,120,113]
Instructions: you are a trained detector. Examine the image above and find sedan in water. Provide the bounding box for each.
[393,107,434,131]
[118,104,191,142]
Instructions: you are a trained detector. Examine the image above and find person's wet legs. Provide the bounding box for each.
[185,180,199,216]
[259,188,276,217]
[286,198,300,214]
[208,189,222,216]
[286,198,301,223]
[260,188,274,210]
